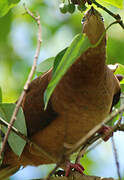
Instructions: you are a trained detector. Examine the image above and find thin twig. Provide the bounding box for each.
[111,136,121,180]
[92,0,124,29]
[66,104,124,156]
[75,119,124,172]
[83,116,124,156]
[0,117,55,162]
[0,7,42,158]
[75,108,124,164]
[86,139,103,154]
[75,134,101,163]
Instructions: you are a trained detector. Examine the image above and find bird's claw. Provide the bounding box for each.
[98,125,113,141]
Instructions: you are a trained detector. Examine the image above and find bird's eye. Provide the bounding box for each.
[81,17,86,24]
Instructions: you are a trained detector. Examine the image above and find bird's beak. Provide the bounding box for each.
[88,6,95,15]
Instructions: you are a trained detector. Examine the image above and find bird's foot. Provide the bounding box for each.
[98,125,113,141]
[65,161,85,177]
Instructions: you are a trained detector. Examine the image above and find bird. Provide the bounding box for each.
[0,7,121,179]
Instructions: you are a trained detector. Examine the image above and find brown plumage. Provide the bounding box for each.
[0,7,121,179]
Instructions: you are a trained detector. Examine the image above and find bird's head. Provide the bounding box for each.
[82,7,106,45]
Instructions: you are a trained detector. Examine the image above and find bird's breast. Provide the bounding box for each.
[50,67,114,145]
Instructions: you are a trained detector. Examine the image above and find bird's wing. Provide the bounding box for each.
[21,70,58,137]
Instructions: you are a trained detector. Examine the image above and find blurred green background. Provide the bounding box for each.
[0,0,124,179]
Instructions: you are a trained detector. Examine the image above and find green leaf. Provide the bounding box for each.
[52,47,68,75]
[0,0,20,17]
[0,87,2,103]
[36,48,68,77]
[0,103,27,156]
[44,33,91,109]
[114,63,124,84]
[36,57,55,76]
[102,0,123,8]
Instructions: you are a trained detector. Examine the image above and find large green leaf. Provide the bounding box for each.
[0,0,20,17]
[44,33,91,109]
[36,48,68,76]
[102,0,123,8]
[0,103,27,156]
[114,63,124,84]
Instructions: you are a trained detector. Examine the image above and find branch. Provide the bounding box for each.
[92,0,124,29]
[66,104,124,156]
[0,7,42,159]
[111,137,121,180]
[75,114,124,164]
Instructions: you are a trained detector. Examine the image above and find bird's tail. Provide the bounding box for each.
[0,164,20,180]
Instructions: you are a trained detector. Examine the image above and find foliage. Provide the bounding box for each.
[0,0,123,18]
[36,57,55,76]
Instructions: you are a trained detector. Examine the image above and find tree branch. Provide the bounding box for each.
[66,104,124,156]
[111,137,121,180]
[0,7,42,159]
[92,0,124,29]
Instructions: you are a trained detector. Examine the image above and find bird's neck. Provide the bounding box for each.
[65,39,106,87]
[81,38,106,70]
